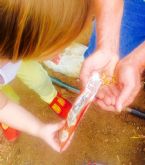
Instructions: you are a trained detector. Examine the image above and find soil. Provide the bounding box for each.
[0,26,145,165]
[0,68,144,165]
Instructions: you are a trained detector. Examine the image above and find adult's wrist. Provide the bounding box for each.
[127,42,145,74]
[125,53,144,74]
[95,48,119,58]
[135,58,145,74]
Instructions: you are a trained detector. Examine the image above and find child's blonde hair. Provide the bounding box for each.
[0,0,92,61]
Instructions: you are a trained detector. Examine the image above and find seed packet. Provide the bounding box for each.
[59,73,102,151]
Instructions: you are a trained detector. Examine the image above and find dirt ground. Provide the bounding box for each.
[0,26,145,165]
[0,68,144,165]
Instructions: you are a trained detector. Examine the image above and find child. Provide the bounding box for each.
[18,60,72,119]
[0,85,20,142]
[0,0,92,151]
[0,60,72,142]
[0,60,72,119]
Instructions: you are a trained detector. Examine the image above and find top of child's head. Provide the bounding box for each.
[0,0,92,62]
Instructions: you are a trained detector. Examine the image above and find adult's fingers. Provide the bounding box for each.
[96,85,116,106]
[124,84,141,107]
[49,137,60,152]
[108,85,120,105]
[97,86,110,100]
[109,84,120,97]
[116,83,135,112]
[95,98,117,112]
[80,63,92,88]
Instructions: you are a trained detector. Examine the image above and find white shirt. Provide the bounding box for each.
[0,61,21,85]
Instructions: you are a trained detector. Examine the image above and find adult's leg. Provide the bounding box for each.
[83,22,97,58]
[84,1,145,59]
[120,0,145,57]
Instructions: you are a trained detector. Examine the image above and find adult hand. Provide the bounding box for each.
[80,50,119,112]
[95,55,142,112]
[115,56,142,111]
[80,50,119,88]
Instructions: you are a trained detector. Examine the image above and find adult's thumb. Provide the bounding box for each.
[116,84,134,112]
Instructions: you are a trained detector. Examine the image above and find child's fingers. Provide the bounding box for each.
[51,121,66,152]
[49,137,60,152]
[61,133,74,152]
[59,121,66,128]
[51,121,65,131]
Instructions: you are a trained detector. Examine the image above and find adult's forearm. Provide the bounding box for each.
[127,41,145,73]
[94,0,124,54]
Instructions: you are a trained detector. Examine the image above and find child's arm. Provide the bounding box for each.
[0,92,43,136]
[0,92,63,152]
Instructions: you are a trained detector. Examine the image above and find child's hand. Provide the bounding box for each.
[39,121,66,152]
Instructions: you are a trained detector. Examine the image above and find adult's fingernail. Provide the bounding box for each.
[117,103,122,112]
